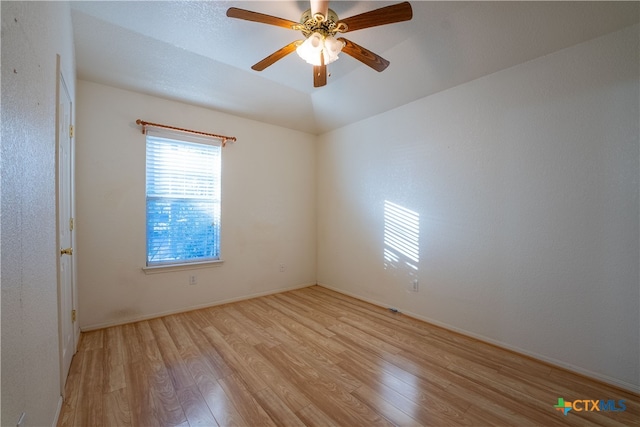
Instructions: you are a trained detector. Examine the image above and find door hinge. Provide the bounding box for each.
[71,309,76,323]
[69,218,74,231]
[69,124,74,138]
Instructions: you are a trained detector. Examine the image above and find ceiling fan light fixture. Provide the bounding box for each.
[227,2,413,87]
[296,33,344,66]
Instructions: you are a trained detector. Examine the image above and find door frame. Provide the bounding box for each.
[55,54,78,397]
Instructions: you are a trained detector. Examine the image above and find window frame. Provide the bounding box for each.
[143,129,223,271]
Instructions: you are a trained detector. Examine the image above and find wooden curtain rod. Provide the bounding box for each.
[136,119,237,147]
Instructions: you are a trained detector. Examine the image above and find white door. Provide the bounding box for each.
[57,68,76,393]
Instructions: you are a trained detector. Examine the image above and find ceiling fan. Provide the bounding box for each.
[226,1,413,87]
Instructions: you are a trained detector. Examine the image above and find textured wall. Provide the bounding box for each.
[317,25,639,391]
[1,2,76,426]
[76,81,317,329]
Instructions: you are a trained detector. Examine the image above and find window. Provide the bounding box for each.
[145,131,221,266]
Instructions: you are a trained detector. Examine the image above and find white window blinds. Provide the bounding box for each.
[145,132,221,266]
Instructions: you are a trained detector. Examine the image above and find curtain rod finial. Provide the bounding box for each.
[136,119,147,134]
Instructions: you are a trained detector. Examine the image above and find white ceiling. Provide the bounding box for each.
[70,1,639,135]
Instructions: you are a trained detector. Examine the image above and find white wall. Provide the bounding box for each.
[76,81,316,329]
[1,2,76,426]
[317,25,639,391]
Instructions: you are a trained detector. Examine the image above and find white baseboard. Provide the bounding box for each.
[81,282,315,331]
[317,282,640,395]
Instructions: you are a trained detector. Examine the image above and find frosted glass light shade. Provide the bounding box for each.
[296,33,344,66]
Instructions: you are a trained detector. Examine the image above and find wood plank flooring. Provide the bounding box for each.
[58,286,639,426]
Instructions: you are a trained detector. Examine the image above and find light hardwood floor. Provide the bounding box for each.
[58,285,638,426]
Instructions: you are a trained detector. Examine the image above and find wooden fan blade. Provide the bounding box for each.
[313,64,327,87]
[338,38,390,72]
[313,53,327,87]
[338,1,412,33]
[227,7,299,30]
[251,41,300,71]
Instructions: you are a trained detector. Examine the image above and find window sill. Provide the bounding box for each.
[142,259,224,274]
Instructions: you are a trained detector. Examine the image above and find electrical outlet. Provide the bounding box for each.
[279,264,285,272]
[189,275,197,285]
[411,279,419,292]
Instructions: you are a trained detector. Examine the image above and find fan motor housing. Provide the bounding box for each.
[299,8,341,38]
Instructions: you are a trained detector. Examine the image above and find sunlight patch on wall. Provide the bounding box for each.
[384,200,420,272]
